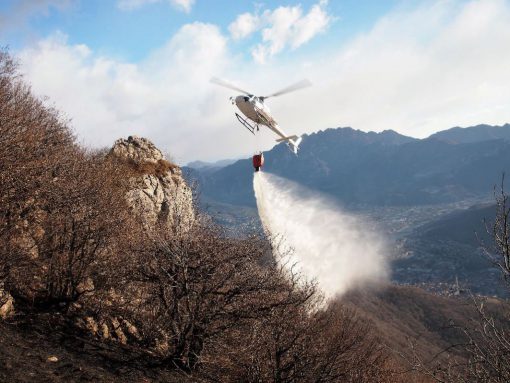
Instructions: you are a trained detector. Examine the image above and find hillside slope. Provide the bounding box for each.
[343,285,509,362]
[392,203,506,296]
[2,285,507,382]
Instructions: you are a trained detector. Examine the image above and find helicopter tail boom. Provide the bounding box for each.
[275,135,299,143]
[289,136,302,154]
[276,135,302,154]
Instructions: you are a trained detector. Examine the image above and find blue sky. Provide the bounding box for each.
[1,0,510,163]
[2,1,400,61]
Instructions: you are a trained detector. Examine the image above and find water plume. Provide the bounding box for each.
[253,172,389,298]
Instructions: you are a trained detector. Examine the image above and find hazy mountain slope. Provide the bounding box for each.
[417,203,495,246]
[184,124,510,296]
[186,158,237,172]
[393,203,507,296]
[189,127,419,206]
[343,285,510,361]
[191,125,510,207]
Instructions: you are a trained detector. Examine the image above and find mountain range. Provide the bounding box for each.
[184,123,510,296]
[185,123,510,207]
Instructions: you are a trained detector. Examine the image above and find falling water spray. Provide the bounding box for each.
[253,172,389,298]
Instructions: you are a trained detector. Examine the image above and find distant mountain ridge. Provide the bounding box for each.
[429,123,510,144]
[185,124,510,207]
[186,158,238,170]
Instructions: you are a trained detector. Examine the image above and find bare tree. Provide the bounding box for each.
[483,175,510,283]
[0,47,402,382]
[0,49,135,310]
[406,175,510,383]
[112,223,394,382]
[228,299,392,383]
[0,48,74,300]
[120,228,301,371]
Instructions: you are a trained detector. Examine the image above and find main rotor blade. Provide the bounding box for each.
[263,79,312,99]
[210,77,252,96]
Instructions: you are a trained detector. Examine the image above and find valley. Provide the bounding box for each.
[186,124,510,298]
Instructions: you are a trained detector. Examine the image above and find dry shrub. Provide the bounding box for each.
[0,49,135,309]
[0,48,394,382]
[406,177,510,383]
[120,228,289,370]
[127,158,178,178]
[3,144,134,309]
[0,49,74,295]
[217,297,392,383]
[112,225,393,382]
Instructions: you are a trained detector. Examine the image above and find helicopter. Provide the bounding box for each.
[211,77,311,154]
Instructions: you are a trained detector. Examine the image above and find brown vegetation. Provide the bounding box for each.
[0,48,134,310]
[0,48,397,382]
[4,46,510,383]
[115,228,394,382]
[402,177,510,382]
[127,158,179,177]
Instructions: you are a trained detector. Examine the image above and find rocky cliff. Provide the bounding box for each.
[71,136,196,344]
[0,136,194,322]
[110,136,194,233]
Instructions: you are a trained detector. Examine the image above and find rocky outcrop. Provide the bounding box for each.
[77,316,140,345]
[0,285,14,319]
[110,136,194,233]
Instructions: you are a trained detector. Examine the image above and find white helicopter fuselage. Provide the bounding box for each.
[211,76,310,154]
[233,95,301,153]
[234,95,275,127]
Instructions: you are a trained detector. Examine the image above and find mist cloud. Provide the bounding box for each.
[253,172,389,298]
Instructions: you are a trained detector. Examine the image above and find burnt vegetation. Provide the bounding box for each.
[0,49,396,382]
[2,48,510,382]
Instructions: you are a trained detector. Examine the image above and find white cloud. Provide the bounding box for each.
[290,1,331,48]
[16,0,510,164]
[228,1,331,63]
[19,23,228,163]
[293,0,510,139]
[117,0,194,13]
[172,0,194,13]
[228,12,261,40]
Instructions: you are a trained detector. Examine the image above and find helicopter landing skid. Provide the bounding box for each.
[235,113,257,135]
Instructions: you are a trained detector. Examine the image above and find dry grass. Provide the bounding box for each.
[127,159,178,177]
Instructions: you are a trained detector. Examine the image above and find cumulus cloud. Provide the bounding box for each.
[117,0,194,13]
[16,0,510,164]
[228,1,331,63]
[19,23,228,162]
[228,12,261,40]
